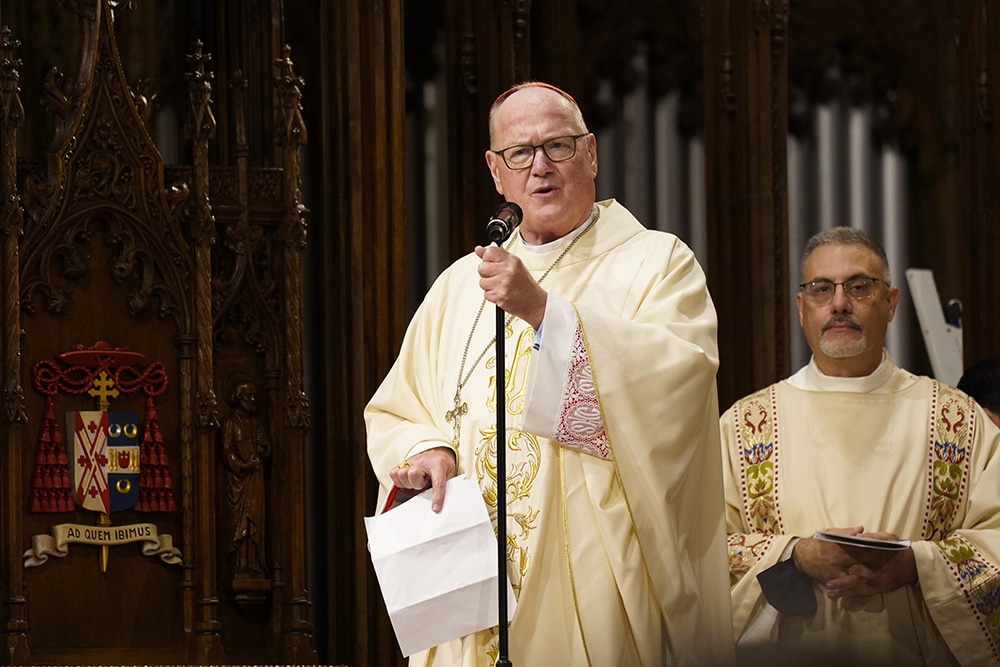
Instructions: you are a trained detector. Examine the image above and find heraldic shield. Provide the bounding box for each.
[29,342,176,516]
[67,411,141,514]
[24,343,182,572]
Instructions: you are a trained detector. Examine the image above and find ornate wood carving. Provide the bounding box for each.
[0,21,29,664]
[0,26,26,425]
[272,45,315,661]
[1,0,317,662]
[20,8,194,324]
[274,45,309,431]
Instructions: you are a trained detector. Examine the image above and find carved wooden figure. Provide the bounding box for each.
[0,0,316,662]
[220,379,271,592]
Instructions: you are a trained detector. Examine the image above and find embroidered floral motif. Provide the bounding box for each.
[926,385,1000,659]
[926,383,973,542]
[728,533,774,585]
[475,325,540,595]
[936,534,1000,660]
[733,386,781,535]
[552,322,609,458]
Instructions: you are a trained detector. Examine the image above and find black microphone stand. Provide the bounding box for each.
[486,203,520,666]
[495,296,512,667]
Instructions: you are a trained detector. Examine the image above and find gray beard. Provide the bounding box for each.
[819,333,867,358]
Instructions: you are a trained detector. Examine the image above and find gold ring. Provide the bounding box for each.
[398,460,411,469]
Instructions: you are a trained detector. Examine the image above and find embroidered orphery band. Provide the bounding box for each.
[935,533,1000,661]
[552,322,609,459]
[925,382,974,541]
[733,385,781,536]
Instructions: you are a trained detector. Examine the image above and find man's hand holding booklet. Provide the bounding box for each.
[814,530,911,551]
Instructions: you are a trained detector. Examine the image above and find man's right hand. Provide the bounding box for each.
[792,526,864,583]
[389,446,457,513]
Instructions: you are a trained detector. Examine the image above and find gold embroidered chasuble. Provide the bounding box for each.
[722,357,1000,666]
[366,199,733,666]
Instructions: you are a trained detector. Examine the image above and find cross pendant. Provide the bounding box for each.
[445,391,468,447]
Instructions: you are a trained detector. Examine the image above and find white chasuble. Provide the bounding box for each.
[367,199,733,666]
[722,357,1000,666]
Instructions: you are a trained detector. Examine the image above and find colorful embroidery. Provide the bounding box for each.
[733,386,781,536]
[926,384,1000,659]
[925,383,973,542]
[728,533,774,585]
[725,378,999,657]
[552,321,610,459]
[936,534,1000,660]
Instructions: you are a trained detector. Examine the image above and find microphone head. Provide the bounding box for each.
[495,201,522,223]
[486,201,523,243]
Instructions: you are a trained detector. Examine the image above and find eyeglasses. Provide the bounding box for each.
[798,277,884,304]
[491,134,588,170]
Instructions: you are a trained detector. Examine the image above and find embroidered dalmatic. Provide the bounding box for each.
[722,355,1000,666]
[366,199,733,667]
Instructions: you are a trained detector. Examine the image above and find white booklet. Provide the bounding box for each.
[814,530,911,551]
[365,475,516,656]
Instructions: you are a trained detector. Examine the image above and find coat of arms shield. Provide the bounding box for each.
[66,411,141,514]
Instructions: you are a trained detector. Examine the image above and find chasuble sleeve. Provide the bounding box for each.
[719,388,810,638]
[519,226,733,665]
[520,295,610,459]
[912,410,1000,665]
[364,259,475,513]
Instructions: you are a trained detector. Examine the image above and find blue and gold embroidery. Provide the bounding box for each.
[928,384,1000,660]
[727,533,774,586]
[926,383,972,542]
[735,386,780,536]
[936,534,1000,659]
[726,386,781,583]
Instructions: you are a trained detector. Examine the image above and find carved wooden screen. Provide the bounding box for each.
[0,0,315,663]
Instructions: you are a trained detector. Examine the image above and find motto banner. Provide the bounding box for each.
[23,522,182,567]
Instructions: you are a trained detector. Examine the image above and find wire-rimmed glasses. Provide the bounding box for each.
[798,277,884,304]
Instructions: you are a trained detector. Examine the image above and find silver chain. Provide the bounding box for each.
[453,205,601,399]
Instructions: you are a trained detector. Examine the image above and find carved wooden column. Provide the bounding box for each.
[444,0,531,261]
[0,25,29,663]
[703,0,791,409]
[273,45,316,663]
[958,0,1000,365]
[184,40,225,664]
[310,1,407,665]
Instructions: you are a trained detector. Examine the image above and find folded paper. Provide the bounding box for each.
[365,476,516,657]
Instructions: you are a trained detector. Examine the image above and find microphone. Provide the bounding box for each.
[485,201,523,244]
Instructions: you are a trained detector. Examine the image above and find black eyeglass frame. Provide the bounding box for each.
[490,133,589,171]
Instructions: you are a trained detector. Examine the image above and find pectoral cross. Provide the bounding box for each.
[445,390,468,448]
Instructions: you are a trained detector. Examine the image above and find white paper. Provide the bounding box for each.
[365,476,516,657]
[814,530,911,551]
